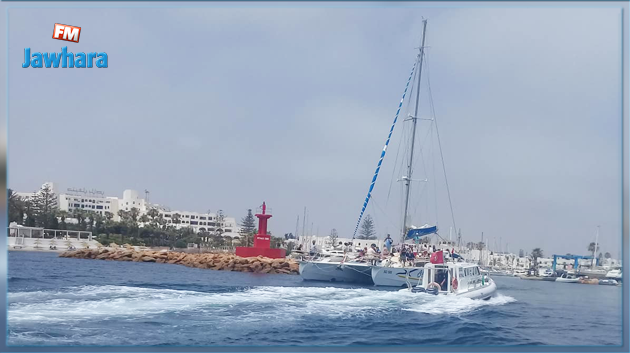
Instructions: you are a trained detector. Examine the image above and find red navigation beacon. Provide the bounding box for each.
[235,202,286,259]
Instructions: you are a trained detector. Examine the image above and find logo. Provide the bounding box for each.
[23,24,107,69]
[52,23,81,43]
[22,47,107,68]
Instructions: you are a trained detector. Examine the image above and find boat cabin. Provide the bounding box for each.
[421,262,486,294]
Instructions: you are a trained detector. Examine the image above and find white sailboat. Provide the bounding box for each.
[366,20,496,300]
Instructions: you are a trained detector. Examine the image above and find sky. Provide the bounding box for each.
[5,4,623,257]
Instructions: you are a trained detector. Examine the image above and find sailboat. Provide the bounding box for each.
[300,20,497,300]
[360,20,496,300]
[570,227,608,279]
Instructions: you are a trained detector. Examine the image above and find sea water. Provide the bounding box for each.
[7,251,622,346]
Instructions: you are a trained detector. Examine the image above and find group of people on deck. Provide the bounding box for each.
[302,233,462,265]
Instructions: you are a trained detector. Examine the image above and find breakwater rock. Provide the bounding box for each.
[59,248,300,275]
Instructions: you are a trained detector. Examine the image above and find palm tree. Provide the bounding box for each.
[588,242,596,259]
[530,248,543,270]
[147,208,160,224]
[72,209,85,230]
[8,189,25,224]
[58,210,68,229]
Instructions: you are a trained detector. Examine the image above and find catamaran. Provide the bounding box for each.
[300,20,497,300]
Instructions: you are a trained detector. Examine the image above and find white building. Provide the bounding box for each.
[15,182,241,238]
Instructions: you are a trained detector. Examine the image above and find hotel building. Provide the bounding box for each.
[16,182,241,238]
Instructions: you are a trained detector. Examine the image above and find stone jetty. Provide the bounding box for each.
[59,248,300,275]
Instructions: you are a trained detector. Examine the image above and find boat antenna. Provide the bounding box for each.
[400,19,428,244]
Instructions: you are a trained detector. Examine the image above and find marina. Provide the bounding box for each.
[5,4,625,349]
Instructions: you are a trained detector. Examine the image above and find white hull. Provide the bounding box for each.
[299,261,373,284]
[556,277,580,283]
[456,278,497,300]
[403,278,497,300]
[372,266,424,287]
[606,271,622,280]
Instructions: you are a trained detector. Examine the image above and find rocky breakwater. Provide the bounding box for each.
[59,248,300,275]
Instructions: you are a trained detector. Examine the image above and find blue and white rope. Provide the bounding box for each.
[352,61,418,239]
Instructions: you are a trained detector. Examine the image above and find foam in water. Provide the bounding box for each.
[9,285,517,325]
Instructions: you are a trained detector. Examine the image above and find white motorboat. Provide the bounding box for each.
[398,261,497,300]
[606,269,622,280]
[556,273,580,283]
[513,269,527,277]
[539,268,554,277]
[599,279,619,286]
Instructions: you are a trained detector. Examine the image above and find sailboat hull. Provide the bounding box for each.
[299,261,373,284]
[372,266,424,287]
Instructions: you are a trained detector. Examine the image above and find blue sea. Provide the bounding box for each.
[7,251,623,347]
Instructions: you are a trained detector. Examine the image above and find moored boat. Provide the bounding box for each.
[299,259,373,284]
[556,273,580,283]
[606,269,622,281]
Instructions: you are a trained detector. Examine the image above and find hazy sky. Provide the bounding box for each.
[6,4,623,257]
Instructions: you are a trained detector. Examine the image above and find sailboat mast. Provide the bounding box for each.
[400,19,428,243]
[592,226,600,267]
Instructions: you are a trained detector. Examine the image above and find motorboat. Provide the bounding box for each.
[556,273,580,283]
[606,269,622,280]
[513,269,527,277]
[399,261,497,300]
[599,279,619,286]
[539,268,554,277]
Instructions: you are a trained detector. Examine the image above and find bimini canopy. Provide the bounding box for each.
[406,224,438,239]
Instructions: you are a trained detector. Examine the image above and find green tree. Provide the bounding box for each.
[32,184,57,228]
[128,207,140,223]
[172,213,181,226]
[358,215,376,240]
[8,189,25,224]
[139,214,150,224]
[240,209,256,236]
[23,199,37,227]
[329,228,339,246]
[58,210,68,229]
[271,236,286,249]
[530,248,543,270]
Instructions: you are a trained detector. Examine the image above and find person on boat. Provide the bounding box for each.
[309,240,319,256]
[399,247,407,266]
[367,244,379,265]
[381,246,390,260]
[384,234,393,252]
[406,250,416,266]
